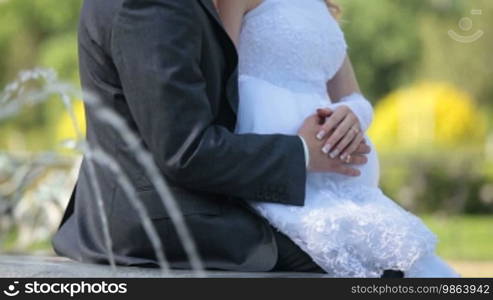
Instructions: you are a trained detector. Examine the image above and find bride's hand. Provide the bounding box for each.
[316,106,366,162]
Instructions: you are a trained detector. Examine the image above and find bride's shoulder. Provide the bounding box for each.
[217,0,262,44]
[246,0,265,13]
[216,0,262,14]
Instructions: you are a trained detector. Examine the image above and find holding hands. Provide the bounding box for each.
[316,106,366,163]
[297,109,370,176]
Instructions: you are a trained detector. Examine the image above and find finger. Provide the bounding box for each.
[347,154,368,165]
[332,164,361,177]
[316,108,332,125]
[323,115,355,157]
[316,107,348,140]
[316,108,333,118]
[332,127,359,161]
[340,132,365,160]
[354,142,371,155]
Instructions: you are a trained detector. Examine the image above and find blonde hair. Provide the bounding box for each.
[325,0,342,19]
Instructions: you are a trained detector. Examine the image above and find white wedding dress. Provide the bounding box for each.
[235,0,458,277]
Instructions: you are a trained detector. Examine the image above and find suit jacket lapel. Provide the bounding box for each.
[198,0,221,25]
[198,0,239,114]
[197,0,236,59]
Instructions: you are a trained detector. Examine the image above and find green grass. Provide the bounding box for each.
[422,215,493,261]
[1,227,54,254]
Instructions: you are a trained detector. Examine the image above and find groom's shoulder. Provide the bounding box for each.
[79,0,204,43]
[81,0,122,16]
[81,0,202,21]
[79,0,124,49]
[80,0,122,31]
[83,0,200,11]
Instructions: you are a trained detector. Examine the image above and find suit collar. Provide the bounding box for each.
[198,0,239,114]
[197,0,236,53]
[198,0,222,26]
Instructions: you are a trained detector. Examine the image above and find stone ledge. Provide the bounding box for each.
[0,255,328,278]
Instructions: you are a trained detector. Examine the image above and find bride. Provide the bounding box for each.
[217,0,459,277]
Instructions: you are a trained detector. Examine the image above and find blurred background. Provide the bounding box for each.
[0,0,491,276]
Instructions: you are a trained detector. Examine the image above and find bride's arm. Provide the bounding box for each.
[327,56,361,100]
[217,0,261,46]
[318,56,374,160]
[328,56,373,131]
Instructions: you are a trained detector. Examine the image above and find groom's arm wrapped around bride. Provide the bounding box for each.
[52,0,373,272]
[111,0,308,206]
[54,0,311,271]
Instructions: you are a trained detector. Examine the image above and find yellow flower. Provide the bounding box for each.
[369,82,487,152]
[55,99,86,144]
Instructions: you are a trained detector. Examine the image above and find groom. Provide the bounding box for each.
[53,0,372,273]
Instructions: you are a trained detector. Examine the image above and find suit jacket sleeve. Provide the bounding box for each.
[111,0,306,206]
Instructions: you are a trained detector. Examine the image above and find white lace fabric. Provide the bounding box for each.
[239,0,347,97]
[255,177,438,277]
[236,0,456,277]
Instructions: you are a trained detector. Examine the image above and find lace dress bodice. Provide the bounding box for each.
[238,0,347,97]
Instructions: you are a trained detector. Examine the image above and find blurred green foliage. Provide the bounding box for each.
[0,0,82,151]
[0,0,82,83]
[423,215,493,261]
[342,0,493,108]
[340,0,493,215]
[378,151,493,215]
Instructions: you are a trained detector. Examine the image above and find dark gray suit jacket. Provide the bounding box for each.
[52,0,307,271]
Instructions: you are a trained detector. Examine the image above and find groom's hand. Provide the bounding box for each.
[298,114,368,176]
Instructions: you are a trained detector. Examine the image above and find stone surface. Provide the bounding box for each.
[0,255,329,278]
